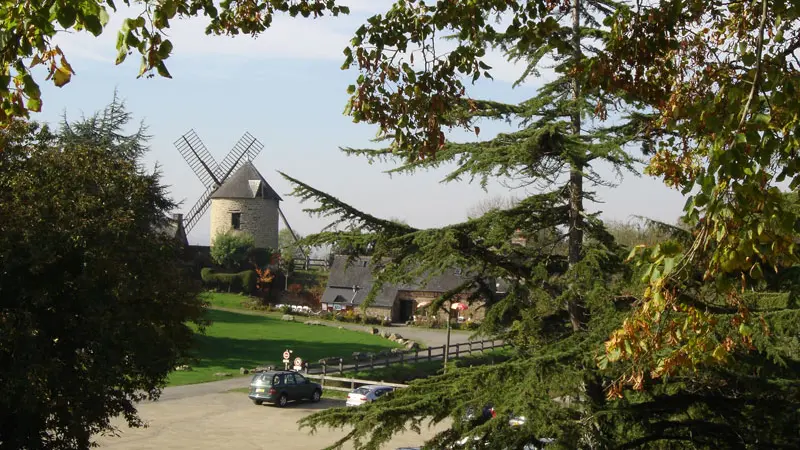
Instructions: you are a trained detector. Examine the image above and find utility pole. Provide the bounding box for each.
[443,302,452,373]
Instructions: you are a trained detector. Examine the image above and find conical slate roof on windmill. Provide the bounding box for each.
[210,161,282,201]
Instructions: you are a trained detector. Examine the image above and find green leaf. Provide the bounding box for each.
[739,323,753,337]
[26,97,42,112]
[158,39,173,59]
[98,8,110,26]
[83,15,104,36]
[156,61,172,78]
[56,6,77,28]
[663,257,675,276]
[753,113,770,125]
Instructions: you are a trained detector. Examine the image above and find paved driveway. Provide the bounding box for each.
[95,391,446,449]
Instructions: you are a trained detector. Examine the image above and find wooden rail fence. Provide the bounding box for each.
[304,374,408,391]
[304,338,508,377]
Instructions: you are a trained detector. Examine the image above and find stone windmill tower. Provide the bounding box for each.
[209,161,282,249]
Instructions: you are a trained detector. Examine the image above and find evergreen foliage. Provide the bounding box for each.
[287,1,800,449]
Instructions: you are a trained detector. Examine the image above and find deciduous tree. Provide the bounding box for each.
[0,0,350,122]
[0,98,206,449]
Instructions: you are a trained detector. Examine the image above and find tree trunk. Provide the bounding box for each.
[567,0,585,332]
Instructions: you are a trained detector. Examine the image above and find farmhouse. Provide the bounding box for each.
[321,255,497,323]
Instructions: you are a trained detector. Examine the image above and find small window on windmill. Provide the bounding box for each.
[231,212,241,230]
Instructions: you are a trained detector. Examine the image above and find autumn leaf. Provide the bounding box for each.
[53,67,72,87]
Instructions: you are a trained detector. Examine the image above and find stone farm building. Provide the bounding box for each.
[321,255,501,323]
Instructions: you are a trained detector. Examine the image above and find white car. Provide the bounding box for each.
[345,385,395,407]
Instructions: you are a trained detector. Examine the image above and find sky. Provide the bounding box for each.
[31,1,687,246]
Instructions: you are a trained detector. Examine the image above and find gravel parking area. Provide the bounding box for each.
[95,391,445,449]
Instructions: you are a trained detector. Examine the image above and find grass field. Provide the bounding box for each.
[167,307,400,386]
[205,292,257,310]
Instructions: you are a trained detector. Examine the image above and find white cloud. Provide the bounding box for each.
[52,5,360,63]
[50,2,549,89]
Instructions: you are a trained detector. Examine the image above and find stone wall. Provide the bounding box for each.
[210,198,279,249]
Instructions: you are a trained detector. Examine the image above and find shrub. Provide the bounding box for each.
[210,231,255,269]
[279,305,292,315]
[362,316,382,325]
[287,283,303,295]
[200,268,256,295]
[464,321,481,330]
[247,247,278,269]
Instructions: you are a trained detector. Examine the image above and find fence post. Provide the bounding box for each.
[354,358,359,374]
[322,361,327,377]
[400,351,404,365]
[385,352,390,368]
[339,358,343,375]
[428,347,432,362]
[469,341,473,355]
[455,343,461,359]
[481,340,485,353]
[369,354,375,370]
[415,348,419,363]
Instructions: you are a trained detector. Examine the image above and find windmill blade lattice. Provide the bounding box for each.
[217,132,263,182]
[175,129,221,187]
[184,185,216,234]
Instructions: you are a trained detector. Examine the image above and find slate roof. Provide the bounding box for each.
[321,255,477,308]
[211,161,282,201]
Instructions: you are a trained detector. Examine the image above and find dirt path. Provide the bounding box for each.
[95,392,446,449]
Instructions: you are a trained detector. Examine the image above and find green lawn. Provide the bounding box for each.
[168,308,400,386]
[204,292,257,310]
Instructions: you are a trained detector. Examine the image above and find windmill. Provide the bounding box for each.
[175,129,264,233]
[174,129,308,259]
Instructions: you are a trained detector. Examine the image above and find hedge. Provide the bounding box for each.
[201,268,257,294]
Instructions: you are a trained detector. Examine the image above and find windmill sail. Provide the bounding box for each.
[175,129,221,187]
[184,185,215,233]
[217,132,264,183]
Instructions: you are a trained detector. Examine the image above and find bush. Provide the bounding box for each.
[247,247,277,269]
[210,231,255,269]
[279,305,292,315]
[201,268,257,295]
[362,316,382,325]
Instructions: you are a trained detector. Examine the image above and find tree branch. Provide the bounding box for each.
[739,0,768,128]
